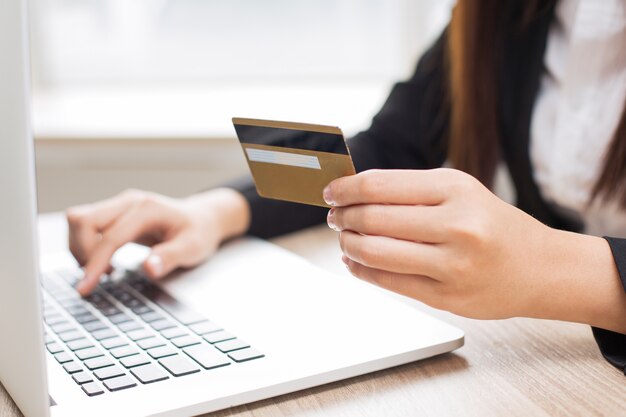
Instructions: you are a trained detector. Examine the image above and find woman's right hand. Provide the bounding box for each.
[66,188,250,296]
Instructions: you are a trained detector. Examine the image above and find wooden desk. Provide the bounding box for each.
[2,214,626,416]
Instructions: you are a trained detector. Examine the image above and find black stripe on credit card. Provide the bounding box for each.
[233,124,349,155]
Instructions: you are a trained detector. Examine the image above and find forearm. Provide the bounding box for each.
[532,229,626,334]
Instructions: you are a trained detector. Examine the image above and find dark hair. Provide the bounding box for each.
[447,0,626,206]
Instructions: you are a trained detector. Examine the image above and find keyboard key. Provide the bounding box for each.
[214,339,250,353]
[63,361,83,374]
[160,327,188,340]
[66,305,90,317]
[87,295,115,312]
[89,297,114,309]
[99,279,117,291]
[89,300,114,312]
[184,345,230,370]
[84,357,114,370]
[148,291,205,325]
[44,314,66,326]
[189,321,221,335]
[203,331,235,344]
[50,322,75,334]
[58,330,84,343]
[99,306,122,317]
[84,292,107,305]
[137,337,165,350]
[117,320,142,333]
[158,355,200,377]
[109,345,139,359]
[131,305,153,315]
[108,313,132,325]
[91,328,117,341]
[72,371,93,385]
[75,347,104,361]
[75,312,99,324]
[81,382,105,396]
[147,346,177,360]
[127,276,155,292]
[94,366,125,381]
[57,269,81,286]
[112,290,135,304]
[126,328,153,341]
[57,297,81,309]
[54,352,73,364]
[170,335,201,349]
[139,311,164,323]
[120,355,150,369]
[130,363,170,384]
[103,375,136,392]
[44,298,57,308]
[66,338,95,352]
[101,337,128,350]
[53,293,78,304]
[228,348,265,363]
[149,319,176,332]
[46,342,64,354]
[124,298,144,309]
[83,320,108,333]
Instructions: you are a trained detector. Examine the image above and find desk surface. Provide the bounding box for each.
[2,214,626,417]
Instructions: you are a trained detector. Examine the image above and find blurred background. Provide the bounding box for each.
[29,0,454,212]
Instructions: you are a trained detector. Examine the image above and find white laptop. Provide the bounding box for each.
[0,1,464,416]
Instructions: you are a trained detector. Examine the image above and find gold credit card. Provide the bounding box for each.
[232,117,356,208]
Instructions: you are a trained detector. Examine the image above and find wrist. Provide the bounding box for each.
[533,228,626,333]
[186,188,251,242]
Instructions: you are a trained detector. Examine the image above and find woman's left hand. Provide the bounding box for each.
[323,168,626,330]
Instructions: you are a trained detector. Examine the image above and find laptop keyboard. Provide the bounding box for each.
[41,268,264,397]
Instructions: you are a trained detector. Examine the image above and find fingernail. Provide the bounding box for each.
[327,208,339,231]
[145,254,164,278]
[341,255,354,274]
[323,185,335,206]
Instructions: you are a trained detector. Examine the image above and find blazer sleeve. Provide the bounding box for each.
[593,237,626,373]
[228,31,451,239]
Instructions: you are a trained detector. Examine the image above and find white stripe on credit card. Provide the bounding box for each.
[245,148,321,170]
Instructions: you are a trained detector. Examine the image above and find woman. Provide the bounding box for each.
[67,0,626,372]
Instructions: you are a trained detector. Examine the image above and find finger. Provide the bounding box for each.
[343,256,442,305]
[80,190,147,230]
[329,204,447,243]
[143,233,209,280]
[324,168,456,207]
[339,230,443,278]
[66,192,137,265]
[67,214,99,266]
[77,206,159,295]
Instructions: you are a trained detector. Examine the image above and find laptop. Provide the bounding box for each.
[0,1,464,416]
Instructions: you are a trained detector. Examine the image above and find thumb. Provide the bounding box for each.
[142,234,205,280]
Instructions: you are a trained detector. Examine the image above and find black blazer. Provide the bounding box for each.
[230,2,626,373]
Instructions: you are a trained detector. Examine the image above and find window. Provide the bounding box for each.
[31,0,454,88]
[30,0,456,211]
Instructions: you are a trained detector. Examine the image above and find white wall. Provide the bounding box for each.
[35,138,246,212]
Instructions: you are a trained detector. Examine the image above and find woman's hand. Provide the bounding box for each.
[324,168,626,333]
[66,188,250,296]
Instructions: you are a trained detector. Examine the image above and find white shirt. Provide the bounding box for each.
[529,0,626,236]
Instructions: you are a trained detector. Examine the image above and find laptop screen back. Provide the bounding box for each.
[0,1,50,416]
